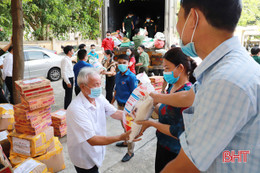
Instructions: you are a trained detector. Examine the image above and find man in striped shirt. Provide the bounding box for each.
[160,0,260,172]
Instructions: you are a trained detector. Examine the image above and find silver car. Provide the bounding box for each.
[23,48,63,81]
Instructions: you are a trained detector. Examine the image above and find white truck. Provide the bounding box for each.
[101,0,178,75]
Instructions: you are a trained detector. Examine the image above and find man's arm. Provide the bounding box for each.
[150,89,195,108]
[111,90,116,104]
[110,110,123,120]
[87,131,131,146]
[1,39,12,53]
[162,148,200,173]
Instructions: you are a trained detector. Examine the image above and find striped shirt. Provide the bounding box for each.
[179,36,260,172]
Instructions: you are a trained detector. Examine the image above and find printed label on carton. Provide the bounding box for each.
[14,159,41,173]
[12,137,31,155]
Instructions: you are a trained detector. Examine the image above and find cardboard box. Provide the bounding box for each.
[35,137,65,173]
[13,158,47,173]
[0,131,10,158]
[21,86,54,100]
[53,124,67,138]
[15,117,52,135]
[0,145,12,173]
[51,109,66,126]
[8,126,54,157]
[0,104,14,131]
[14,104,51,120]
[21,95,55,111]
[15,113,51,128]
[15,77,51,94]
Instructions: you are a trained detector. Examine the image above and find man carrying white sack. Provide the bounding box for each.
[67,67,139,173]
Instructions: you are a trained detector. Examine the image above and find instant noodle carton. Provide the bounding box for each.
[15,77,51,94]
[14,116,52,136]
[21,95,55,111]
[15,113,51,128]
[13,158,47,173]
[8,126,54,157]
[35,137,65,173]
[0,104,14,131]
[51,110,67,137]
[21,86,54,100]
[51,110,66,126]
[14,104,51,120]
[0,131,10,158]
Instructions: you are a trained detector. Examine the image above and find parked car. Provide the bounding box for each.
[0,47,63,81]
[24,46,57,54]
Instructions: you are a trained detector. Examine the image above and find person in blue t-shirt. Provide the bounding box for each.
[87,44,99,61]
[73,49,93,95]
[111,54,138,162]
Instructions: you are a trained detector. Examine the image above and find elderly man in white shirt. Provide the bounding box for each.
[67,67,134,173]
[3,46,14,104]
[61,45,75,109]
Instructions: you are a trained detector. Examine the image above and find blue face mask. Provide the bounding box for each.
[163,66,180,84]
[118,64,128,73]
[126,52,131,56]
[104,56,108,60]
[91,49,95,53]
[180,10,199,57]
[88,86,102,98]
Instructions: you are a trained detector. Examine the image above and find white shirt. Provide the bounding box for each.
[61,55,74,84]
[66,92,117,169]
[3,53,13,79]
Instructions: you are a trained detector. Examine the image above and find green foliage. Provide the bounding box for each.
[238,0,260,27]
[0,0,102,41]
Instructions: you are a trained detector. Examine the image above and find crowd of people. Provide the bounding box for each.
[0,0,259,173]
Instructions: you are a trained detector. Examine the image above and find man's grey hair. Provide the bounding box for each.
[77,67,100,86]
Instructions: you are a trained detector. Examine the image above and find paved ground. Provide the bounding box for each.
[50,79,158,173]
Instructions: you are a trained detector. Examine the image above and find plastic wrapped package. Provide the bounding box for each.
[13,158,48,173]
[0,104,14,131]
[8,126,54,157]
[123,73,155,142]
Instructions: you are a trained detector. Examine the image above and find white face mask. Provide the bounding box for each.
[106,35,111,39]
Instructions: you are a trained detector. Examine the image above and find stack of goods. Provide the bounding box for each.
[13,158,48,173]
[0,104,14,132]
[7,77,65,173]
[51,109,67,137]
[149,76,164,93]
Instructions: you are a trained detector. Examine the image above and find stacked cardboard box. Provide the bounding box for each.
[7,77,65,172]
[51,110,67,137]
[0,104,14,132]
[149,76,164,93]
[14,77,54,136]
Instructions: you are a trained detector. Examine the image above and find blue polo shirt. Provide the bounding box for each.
[87,52,99,59]
[73,61,93,86]
[115,69,138,104]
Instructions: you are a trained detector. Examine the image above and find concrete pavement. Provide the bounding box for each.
[50,79,158,173]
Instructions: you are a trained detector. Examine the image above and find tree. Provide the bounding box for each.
[238,0,260,27]
[11,0,24,104]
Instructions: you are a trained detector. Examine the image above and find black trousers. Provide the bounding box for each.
[75,85,81,96]
[105,76,115,103]
[5,77,13,104]
[74,165,99,173]
[155,142,178,173]
[0,88,8,104]
[62,78,74,109]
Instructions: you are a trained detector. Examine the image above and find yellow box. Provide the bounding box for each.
[8,126,54,157]
[13,158,47,173]
[35,137,65,173]
[0,104,14,131]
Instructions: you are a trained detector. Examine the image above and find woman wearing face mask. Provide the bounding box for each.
[101,50,117,103]
[136,47,197,173]
[126,48,136,74]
